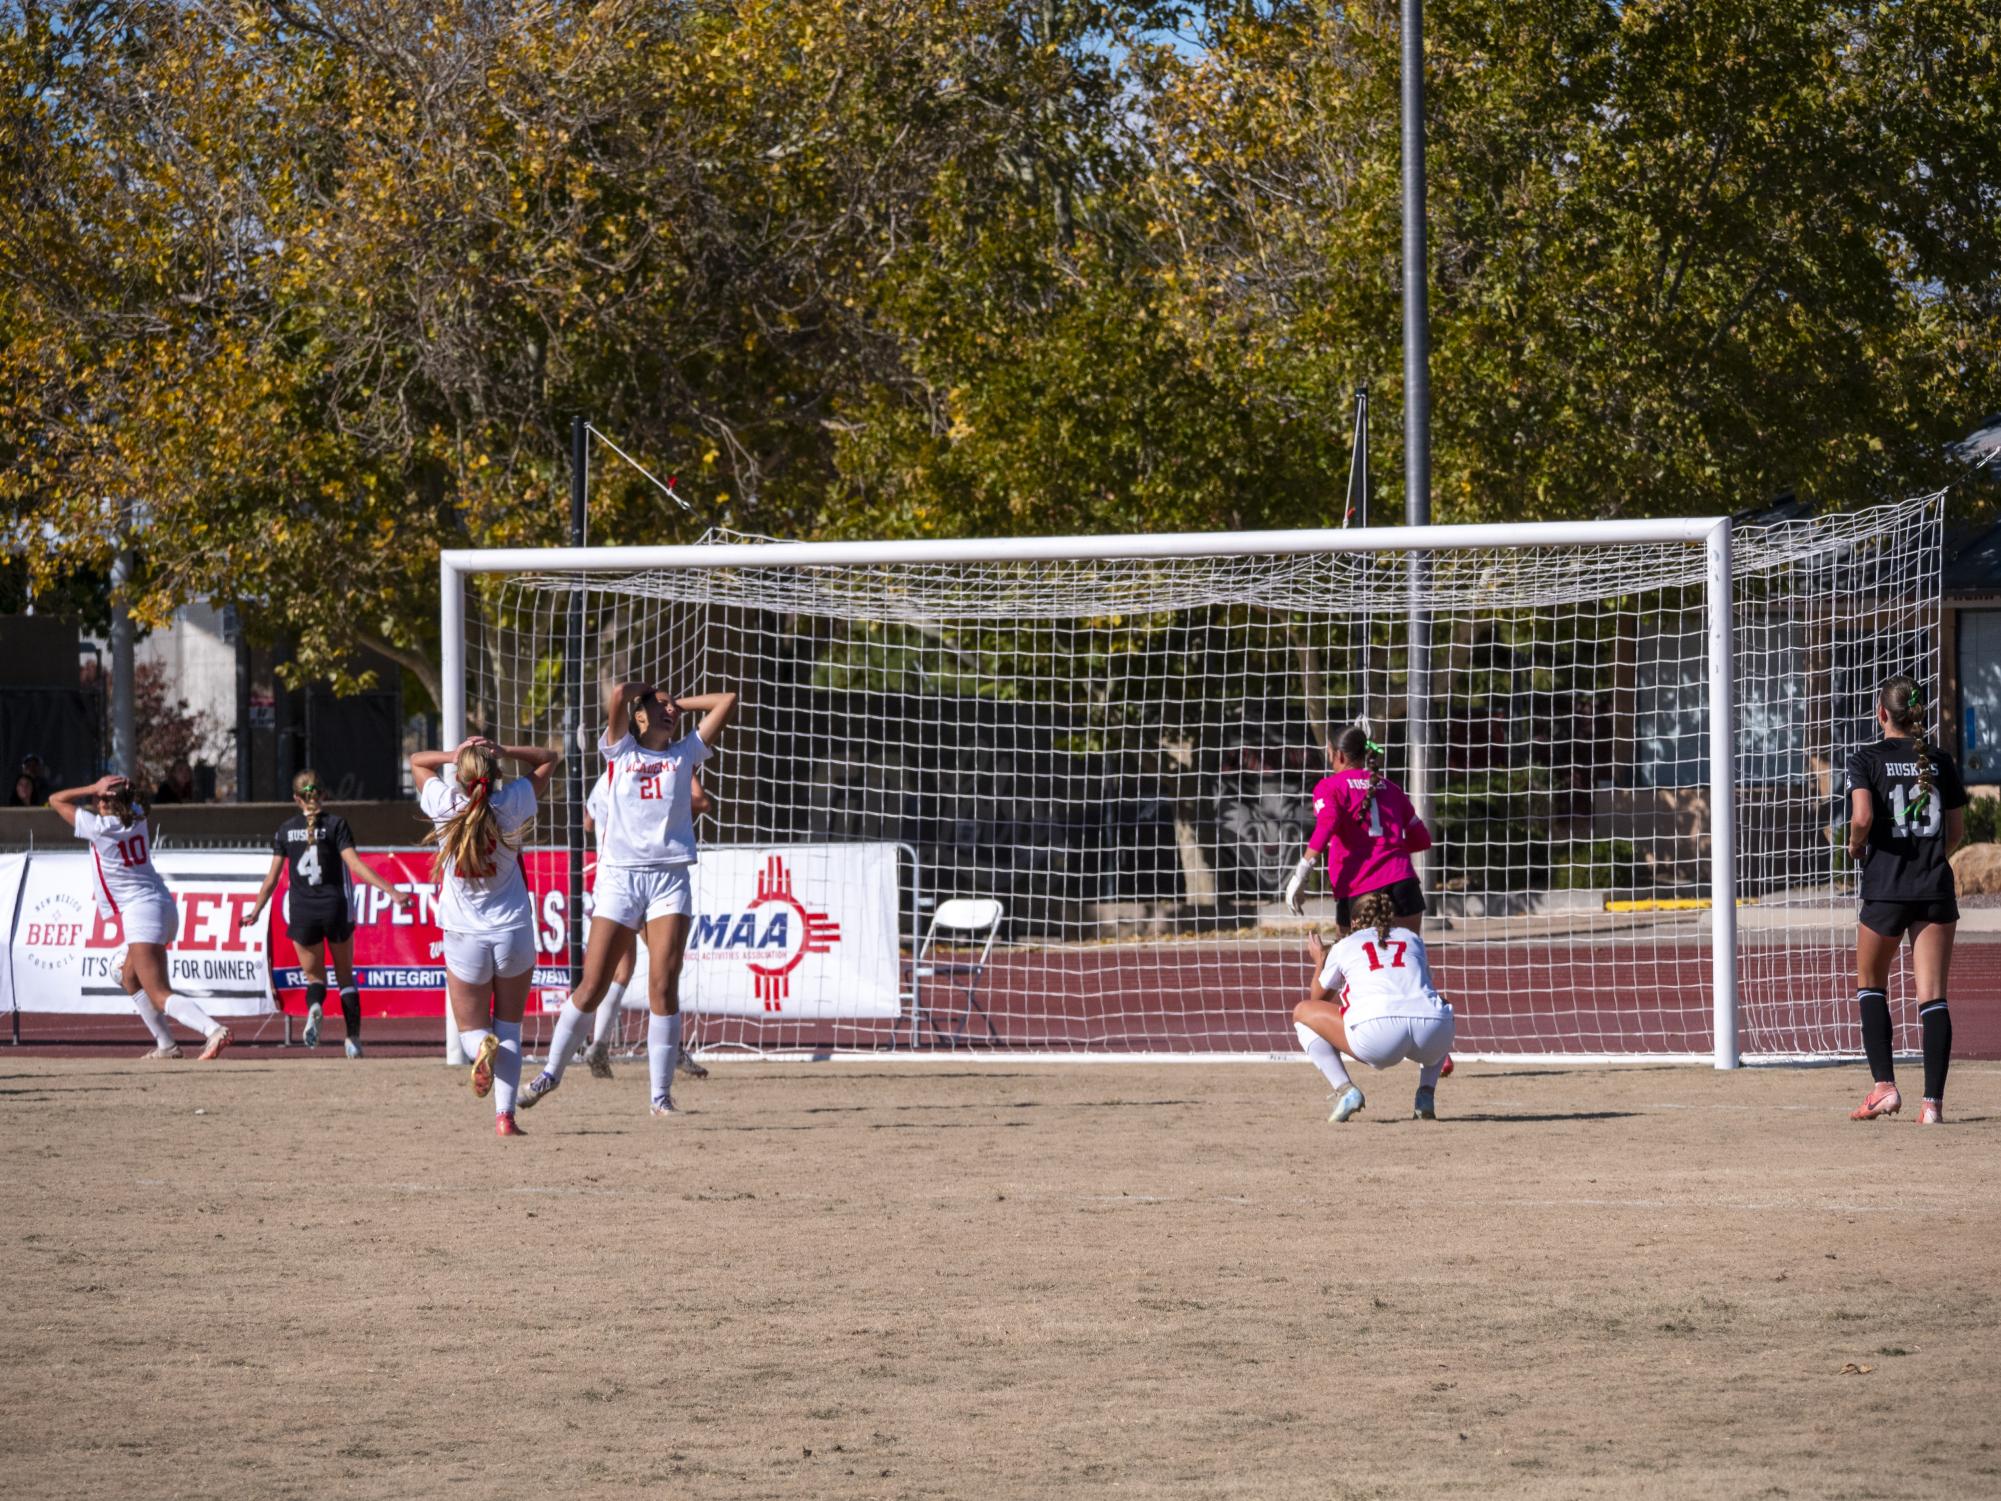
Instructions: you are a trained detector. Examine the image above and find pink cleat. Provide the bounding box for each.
[495,1111,525,1137]
[1440,1055,1454,1078]
[1918,1099,1944,1125]
[1849,1081,1901,1121]
[196,1028,232,1061]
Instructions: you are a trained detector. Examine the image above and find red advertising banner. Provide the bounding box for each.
[267,850,579,1017]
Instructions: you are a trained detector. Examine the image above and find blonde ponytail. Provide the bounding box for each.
[1881,675,1936,815]
[1350,888,1397,947]
[425,744,519,880]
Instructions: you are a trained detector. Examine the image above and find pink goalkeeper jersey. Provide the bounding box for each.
[1306,770,1431,898]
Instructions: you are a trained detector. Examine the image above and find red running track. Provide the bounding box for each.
[10,937,1997,1061]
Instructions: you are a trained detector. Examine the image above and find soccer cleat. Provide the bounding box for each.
[1328,1085,1366,1123]
[196,1027,232,1062]
[585,1043,615,1080]
[302,1001,322,1049]
[344,1038,365,1060]
[517,1069,559,1110]
[650,1099,680,1118]
[1919,1098,1944,1125]
[1440,1055,1454,1078]
[495,1111,525,1138]
[677,1051,710,1080]
[469,1033,501,1099]
[1849,1081,1902,1120]
[1413,1086,1437,1120]
[139,1043,183,1060]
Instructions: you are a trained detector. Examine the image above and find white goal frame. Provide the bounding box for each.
[440,516,1744,1068]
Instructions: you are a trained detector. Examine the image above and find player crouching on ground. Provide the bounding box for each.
[1293,889,1455,1122]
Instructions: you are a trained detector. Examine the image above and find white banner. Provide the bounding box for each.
[0,853,26,1014]
[669,843,903,1018]
[9,852,274,1015]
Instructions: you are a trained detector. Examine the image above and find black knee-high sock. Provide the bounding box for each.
[1857,988,1894,1084]
[305,980,327,1015]
[1919,999,1951,1102]
[339,985,362,1038]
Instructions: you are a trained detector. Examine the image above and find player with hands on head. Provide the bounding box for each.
[48,773,232,1060]
[411,735,560,1137]
[1844,675,1967,1125]
[521,679,736,1119]
[246,769,414,1058]
[1292,889,1455,1122]
[580,771,714,1080]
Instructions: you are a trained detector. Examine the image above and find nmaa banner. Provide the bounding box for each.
[678,844,902,1018]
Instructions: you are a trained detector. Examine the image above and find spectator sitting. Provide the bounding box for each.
[150,760,200,805]
[10,771,37,807]
[12,754,51,806]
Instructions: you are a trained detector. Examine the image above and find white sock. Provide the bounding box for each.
[593,982,627,1047]
[444,1009,467,1065]
[132,993,176,1048]
[1295,1022,1353,1090]
[1417,1058,1446,1089]
[493,1021,523,1114]
[543,1000,592,1083]
[648,1012,676,1108]
[164,995,221,1038]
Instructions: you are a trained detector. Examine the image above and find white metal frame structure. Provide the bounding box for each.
[441,516,1746,1067]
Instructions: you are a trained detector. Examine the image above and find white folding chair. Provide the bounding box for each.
[912,897,1004,1045]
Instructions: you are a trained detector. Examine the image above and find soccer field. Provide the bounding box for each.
[4,1057,1998,1499]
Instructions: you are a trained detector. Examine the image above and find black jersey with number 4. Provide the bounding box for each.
[274,812,356,914]
[1845,738,1967,903]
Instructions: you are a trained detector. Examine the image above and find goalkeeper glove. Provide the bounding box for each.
[1282,854,1314,915]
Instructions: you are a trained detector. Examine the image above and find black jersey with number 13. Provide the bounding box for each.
[273,812,356,916]
[1844,739,1968,903]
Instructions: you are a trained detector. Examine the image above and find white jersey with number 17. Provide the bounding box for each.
[1316,926,1448,1026]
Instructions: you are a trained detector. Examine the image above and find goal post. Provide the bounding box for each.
[438,501,1940,1067]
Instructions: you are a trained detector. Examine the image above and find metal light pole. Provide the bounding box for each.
[1401,0,1435,842]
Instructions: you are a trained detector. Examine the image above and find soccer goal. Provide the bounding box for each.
[440,499,1940,1066]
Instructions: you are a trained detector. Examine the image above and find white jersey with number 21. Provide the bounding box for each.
[1316,926,1448,1026]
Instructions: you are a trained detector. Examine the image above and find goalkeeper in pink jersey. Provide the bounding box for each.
[1282,725,1432,930]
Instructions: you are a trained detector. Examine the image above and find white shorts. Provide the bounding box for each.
[442,928,538,986]
[1345,1009,1456,1070]
[594,864,693,929]
[119,899,178,948]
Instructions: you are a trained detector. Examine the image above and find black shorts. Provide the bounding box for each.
[287,908,355,948]
[1336,875,1427,929]
[1858,897,1959,939]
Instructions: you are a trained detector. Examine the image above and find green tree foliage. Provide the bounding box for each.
[2,0,1995,692]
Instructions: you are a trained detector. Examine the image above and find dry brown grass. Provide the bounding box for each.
[3,1055,1997,1500]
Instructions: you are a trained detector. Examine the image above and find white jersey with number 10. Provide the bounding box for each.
[1315,926,1448,1026]
[72,808,174,918]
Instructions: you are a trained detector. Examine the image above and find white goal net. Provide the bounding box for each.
[446,498,1939,1061]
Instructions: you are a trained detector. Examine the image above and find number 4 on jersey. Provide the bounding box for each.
[297,842,323,886]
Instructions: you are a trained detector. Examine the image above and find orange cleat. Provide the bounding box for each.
[469,1033,500,1099]
[1440,1055,1454,1078]
[495,1111,525,1137]
[1849,1081,1901,1120]
[1918,1099,1944,1125]
[196,1027,232,1061]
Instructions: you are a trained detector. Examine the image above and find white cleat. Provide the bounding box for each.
[139,1043,184,1060]
[344,1038,365,1060]
[585,1043,615,1080]
[1328,1085,1366,1123]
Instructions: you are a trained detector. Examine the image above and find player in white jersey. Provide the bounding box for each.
[522,680,736,1118]
[410,737,559,1137]
[48,775,231,1060]
[1292,888,1455,1122]
[579,770,714,1080]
